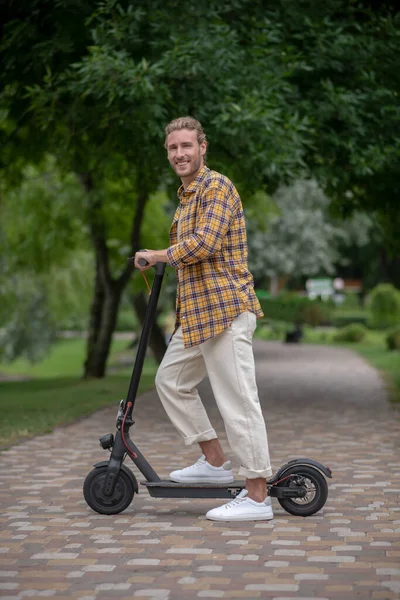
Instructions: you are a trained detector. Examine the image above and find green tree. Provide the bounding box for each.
[1,0,399,376]
[0,160,90,361]
[1,0,309,376]
[1,157,171,369]
[0,272,56,363]
[273,1,400,248]
[246,180,346,294]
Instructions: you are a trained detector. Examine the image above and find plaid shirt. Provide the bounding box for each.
[167,167,263,348]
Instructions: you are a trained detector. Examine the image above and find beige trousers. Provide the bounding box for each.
[155,311,273,479]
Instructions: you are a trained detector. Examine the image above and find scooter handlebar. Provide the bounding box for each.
[127,255,166,275]
[127,254,149,267]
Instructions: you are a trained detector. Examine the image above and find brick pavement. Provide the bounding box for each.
[0,341,399,600]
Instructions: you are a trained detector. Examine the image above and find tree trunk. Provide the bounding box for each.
[84,288,121,378]
[81,169,152,378]
[269,275,279,296]
[132,291,167,364]
[84,256,105,377]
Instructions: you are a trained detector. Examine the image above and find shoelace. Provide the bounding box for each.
[185,459,206,470]
[223,496,247,510]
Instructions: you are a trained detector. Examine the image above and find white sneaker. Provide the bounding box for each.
[206,489,274,522]
[169,455,234,484]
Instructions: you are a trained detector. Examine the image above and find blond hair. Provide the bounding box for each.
[164,116,207,148]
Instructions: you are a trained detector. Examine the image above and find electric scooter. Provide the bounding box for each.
[83,260,332,517]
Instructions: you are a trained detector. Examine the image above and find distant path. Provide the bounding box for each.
[0,373,31,381]
[0,341,399,600]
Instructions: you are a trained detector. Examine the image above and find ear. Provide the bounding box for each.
[200,140,207,156]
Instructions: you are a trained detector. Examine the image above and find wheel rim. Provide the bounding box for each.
[92,473,128,509]
[289,475,317,505]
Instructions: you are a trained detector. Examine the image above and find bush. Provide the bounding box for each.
[386,328,400,351]
[333,323,368,343]
[341,292,361,310]
[258,294,332,327]
[303,327,333,344]
[368,283,400,329]
[331,312,369,328]
[301,303,327,327]
[256,320,288,341]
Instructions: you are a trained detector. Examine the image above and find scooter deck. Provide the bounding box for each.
[141,479,305,500]
[141,479,245,499]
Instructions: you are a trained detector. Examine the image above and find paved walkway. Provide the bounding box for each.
[0,341,399,600]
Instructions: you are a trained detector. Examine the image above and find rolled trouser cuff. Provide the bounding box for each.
[238,466,273,479]
[184,429,218,446]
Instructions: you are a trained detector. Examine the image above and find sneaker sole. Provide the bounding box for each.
[169,476,235,484]
[206,512,274,522]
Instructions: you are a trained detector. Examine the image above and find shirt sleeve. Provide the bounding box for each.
[167,183,235,269]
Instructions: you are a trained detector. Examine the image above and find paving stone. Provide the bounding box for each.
[295,574,329,580]
[0,341,399,600]
[245,583,299,591]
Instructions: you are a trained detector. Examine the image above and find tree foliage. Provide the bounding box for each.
[276,1,400,247]
[1,0,399,373]
[2,0,398,212]
[368,283,400,329]
[0,271,56,363]
[247,180,346,285]
[2,158,87,271]
[0,160,91,361]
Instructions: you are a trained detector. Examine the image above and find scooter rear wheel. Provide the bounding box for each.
[83,466,134,515]
[276,465,328,517]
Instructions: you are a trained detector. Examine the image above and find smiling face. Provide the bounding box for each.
[166,128,207,188]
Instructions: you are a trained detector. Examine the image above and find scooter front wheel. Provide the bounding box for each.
[276,465,328,517]
[83,466,134,515]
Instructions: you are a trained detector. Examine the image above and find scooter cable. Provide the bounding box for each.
[141,271,152,295]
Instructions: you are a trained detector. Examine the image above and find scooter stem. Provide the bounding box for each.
[125,262,166,417]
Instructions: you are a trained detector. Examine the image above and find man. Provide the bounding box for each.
[134,116,273,521]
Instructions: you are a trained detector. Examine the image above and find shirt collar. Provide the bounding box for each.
[177,166,210,203]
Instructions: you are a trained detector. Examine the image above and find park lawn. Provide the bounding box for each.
[0,337,158,448]
[0,337,129,378]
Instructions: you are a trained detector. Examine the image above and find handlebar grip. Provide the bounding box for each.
[138,257,149,267]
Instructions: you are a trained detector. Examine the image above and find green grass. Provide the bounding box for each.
[0,337,158,448]
[0,337,129,378]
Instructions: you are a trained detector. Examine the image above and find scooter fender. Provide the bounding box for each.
[270,458,332,483]
[93,461,139,494]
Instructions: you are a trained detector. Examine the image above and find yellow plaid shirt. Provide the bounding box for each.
[167,166,263,347]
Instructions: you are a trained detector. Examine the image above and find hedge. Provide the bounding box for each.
[258,294,333,326]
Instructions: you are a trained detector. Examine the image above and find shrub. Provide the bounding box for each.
[256,320,288,341]
[386,328,400,351]
[368,283,400,329]
[333,323,368,343]
[331,312,369,328]
[301,303,326,327]
[341,292,361,309]
[258,294,332,327]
